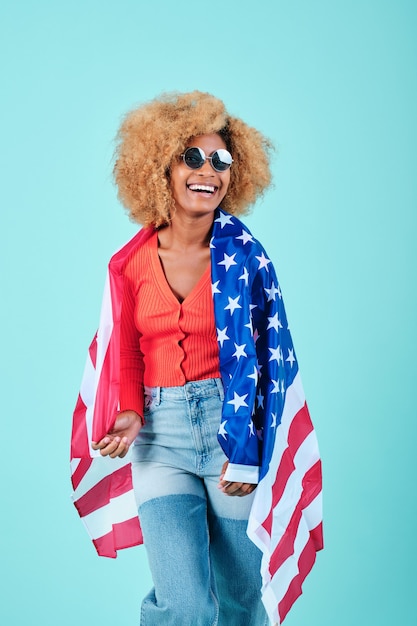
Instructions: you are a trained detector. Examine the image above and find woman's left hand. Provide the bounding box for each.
[218,461,257,497]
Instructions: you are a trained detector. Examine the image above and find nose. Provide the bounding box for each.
[197,159,215,175]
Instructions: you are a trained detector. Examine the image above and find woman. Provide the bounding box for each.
[71,91,323,626]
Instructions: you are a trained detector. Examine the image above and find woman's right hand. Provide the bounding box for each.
[91,410,143,458]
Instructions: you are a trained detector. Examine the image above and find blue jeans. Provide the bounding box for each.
[131,378,268,626]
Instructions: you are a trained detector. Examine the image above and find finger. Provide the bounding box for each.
[91,437,111,451]
[223,482,256,497]
[218,479,233,491]
[238,484,256,496]
[240,482,256,492]
[98,437,122,457]
[219,460,229,480]
[109,437,130,459]
[222,482,244,496]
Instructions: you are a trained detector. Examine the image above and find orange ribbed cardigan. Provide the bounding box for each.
[119,231,220,418]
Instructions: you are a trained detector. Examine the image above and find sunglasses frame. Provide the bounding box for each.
[180,147,233,173]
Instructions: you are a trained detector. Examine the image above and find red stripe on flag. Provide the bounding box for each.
[277,527,318,623]
[301,459,322,508]
[71,457,93,491]
[93,517,143,558]
[74,463,134,518]
[310,521,324,552]
[262,446,294,535]
[262,403,314,535]
[287,403,314,450]
[89,334,98,368]
[92,333,120,445]
[71,396,90,459]
[268,461,322,577]
[269,507,302,575]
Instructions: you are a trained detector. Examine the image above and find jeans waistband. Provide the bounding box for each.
[144,377,224,404]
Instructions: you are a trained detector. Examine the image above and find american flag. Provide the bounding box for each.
[71,209,323,624]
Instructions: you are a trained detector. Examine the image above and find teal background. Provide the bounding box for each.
[1,1,416,624]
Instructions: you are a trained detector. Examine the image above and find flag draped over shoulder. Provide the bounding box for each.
[70,227,153,556]
[71,209,323,624]
[210,211,323,625]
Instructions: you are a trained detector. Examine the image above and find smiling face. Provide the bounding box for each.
[169,133,231,221]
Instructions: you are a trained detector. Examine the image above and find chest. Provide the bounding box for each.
[158,247,211,303]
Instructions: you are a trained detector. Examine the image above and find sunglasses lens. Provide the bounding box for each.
[183,147,205,169]
[211,149,233,172]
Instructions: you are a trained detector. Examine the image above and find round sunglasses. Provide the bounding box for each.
[181,147,233,172]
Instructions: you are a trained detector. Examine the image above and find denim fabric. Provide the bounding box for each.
[131,378,268,626]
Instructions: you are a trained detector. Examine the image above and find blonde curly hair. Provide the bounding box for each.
[114,91,273,227]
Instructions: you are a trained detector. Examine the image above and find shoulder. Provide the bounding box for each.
[212,210,270,262]
[108,227,156,277]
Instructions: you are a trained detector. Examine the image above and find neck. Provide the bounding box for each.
[160,212,214,250]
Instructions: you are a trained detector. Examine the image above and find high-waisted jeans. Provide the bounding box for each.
[131,378,268,626]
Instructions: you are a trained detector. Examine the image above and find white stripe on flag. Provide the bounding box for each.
[268,430,320,545]
[79,490,138,540]
[70,458,81,475]
[303,491,322,531]
[262,491,322,620]
[72,455,132,501]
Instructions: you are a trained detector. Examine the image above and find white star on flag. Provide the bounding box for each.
[209,236,216,249]
[286,348,296,367]
[218,420,228,439]
[281,379,285,396]
[257,391,264,409]
[225,295,242,315]
[232,343,247,361]
[267,312,283,333]
[217,327,230,347]
[227,391,249,412]
[247,365,258,384]
[264,282,281,301]
[212,280,221,295]
[215,212,234,228]
[239,266,249,286]
[256,252,271,271]
[270,412,277,428]
[236,230,254,245]
[271,379,280,393]
[248,420,255,436]
[218,252,237,272]
[244,318,254,335]
[269,345,283,364]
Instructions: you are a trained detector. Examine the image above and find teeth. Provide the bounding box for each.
[188,184,216,193]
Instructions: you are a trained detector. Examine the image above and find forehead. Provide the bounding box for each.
[185,133,227,152]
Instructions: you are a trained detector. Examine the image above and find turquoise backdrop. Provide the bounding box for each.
[1,1,416,624]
